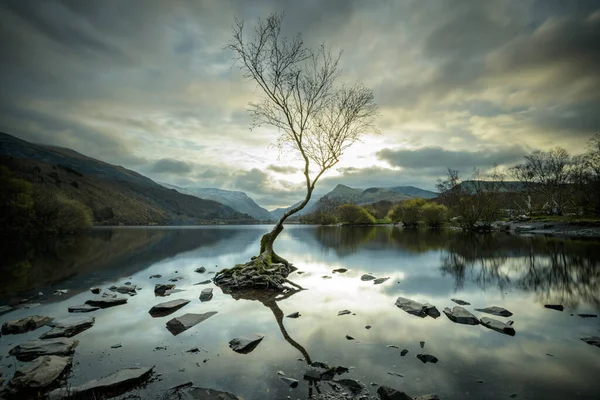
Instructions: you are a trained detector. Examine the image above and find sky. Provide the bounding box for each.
[1,0,599,209]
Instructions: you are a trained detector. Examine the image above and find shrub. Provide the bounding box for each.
[337,204,376,225]
[390,198,426,228]
[421,203,448,228]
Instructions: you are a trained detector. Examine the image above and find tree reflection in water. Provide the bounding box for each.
[441,234,600,309]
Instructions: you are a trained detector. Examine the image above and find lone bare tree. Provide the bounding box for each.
[214,14,378,290]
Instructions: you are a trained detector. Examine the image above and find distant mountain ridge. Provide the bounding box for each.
[160,183,274,221]
[0,132,254,225]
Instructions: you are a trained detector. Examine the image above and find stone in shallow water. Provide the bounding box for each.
[286,312,301,318]
[194,280,212,285]
[9,338,79,361]
[332,268,348,273]
[162,385,243,399]
[85,297,127,308]
[149,299,190,317]
[360,274,376,281]
[373,277,390,285]
[451,298,470,306]
[7,355,71,394]
[0,305,13,315]
[416,354,438,364]
[229,333,264,353]
[338,309,352,316]
[475,306,513,317]
[581,336,600,348]
[90,287,101,294]
[544,304,563,311]
[401,349,409,356]
[40,316,95,339]
[443,306,480,325]
[154,284,176,296]
[47,366,154,400]
[377,386,413,400]
[395,297,440,319]
[415,396,441,400]
[195,267,206,273]
[280,376,299,388]
[578,313,598,318]
[2,315,52,335]
[166,312,217,336]
[199,288,213,302]
[68,304,99,313]
[480,317,516,336]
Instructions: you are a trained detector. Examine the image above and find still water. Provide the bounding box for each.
[1,226,599,399]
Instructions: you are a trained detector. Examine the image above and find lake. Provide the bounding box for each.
[1,225,599,400]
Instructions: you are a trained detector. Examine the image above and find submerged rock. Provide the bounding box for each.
[111,285,137,294]
[401,349,409,356]
[155,284,176,296]
[85,297,127,308]
[2,315,52,335]
[7,355,72,394]
[415,396,441,400]
[332,268,348,273]
[280,376,299,388]
[360,274,376,281]
[229,334,264,354]
[149,274,162,279]
[9,338,79,361]
[195,267,206,273]
[194,280,212,285]
[475,306,513,317]
[480,317,516,336]
[286,312,301,318]
[40,316,95,339]
[0,305,13,315]
[68,304,99,313]
[373,277,390,285]
[47,366,154,400]
[581,336,600,348]
[443,306,480,325]
[451,298,470,306]
[395,297,440,318]
[335,378,364,394]
[149,299,190,317]
[166,312,217,335]
[377,386,413,400]
[338,309,352,316]
[544,304,564,311]
[578,314,598,318]
[416,354,438,364]
[161,385,243,399]
[199,288,213,302]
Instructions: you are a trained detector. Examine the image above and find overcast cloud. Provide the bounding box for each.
[0,0,598,208]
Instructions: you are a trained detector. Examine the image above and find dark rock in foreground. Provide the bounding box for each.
[332,268,348,273]
[377,386,413,400]
[443,306,479,325]
[2,315,52,335]
[68,304,99,313]
[9,338,79,361]
[162,385,243,399]
[286,312,301,318]
[85,297,127,308]
[395,297,440,318]
[581,336,600,348]
[40,316,95,339]
[544,304,564,311]
[155,284,176,296]
[90,287,101,294]
[360,274,376,281]
[200,288,213,302]
[415,396,441,400]
[338,309,352,316]
[166,312,218,336]
[7,355,72,395]
[417,354,438,364]
[578,313,597,318]
[401,349,409,356]
[229,333,264,354]
[47,366,154,400]
[451,298,470,306]
[149,299,190,317]
[480,317,516,336]
[373,277,390,285]
[475,306,513,317]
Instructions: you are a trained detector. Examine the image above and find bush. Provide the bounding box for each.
[390,198,426,228]
[421,203,448,228]
[0,167,35,232]
[32,186,93,234]
[337,204,376,225]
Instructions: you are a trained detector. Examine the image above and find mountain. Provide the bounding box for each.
[161,184,274,221]
[0,132,254,225]
[389,186,438,199]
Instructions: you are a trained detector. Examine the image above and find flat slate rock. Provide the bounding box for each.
[395,297,440,318]
[544,304,564,311]
[195,267,206,273]
[475,306,513,317]
[166,312,217,335]
[0,305,13,315]
[377,386,413,400]
[360,274,376,281]
[68,304,99,313]
[414,396,441,400]
[2,315,52,335]
[90,287,101,294]
[338,309,352,316]
[155,284,176,296]
[194,280,212,285]
[373,277,390,285]
[48,366,154,400]
[443,306,480,325]
[581,336,600,348]
[480,317,516,336]
[280,376,299,388]
[229,333,265,354]
[85,297,127,308]
[286,312,301,318]
[332,268,348,273]
[7,355,72,393]
[9,338,79,361]
[163,386,243,400]
[451,298,470,306]
[40,316,95,339]
[417,354,439,364]
[149,299,190,317]
[199,288,213,302]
